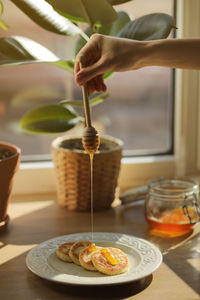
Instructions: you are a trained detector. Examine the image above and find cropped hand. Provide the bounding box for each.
[75,34,200,94]
[75,34,143,93]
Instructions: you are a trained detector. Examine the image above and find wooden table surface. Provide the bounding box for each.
[0,194,200,300]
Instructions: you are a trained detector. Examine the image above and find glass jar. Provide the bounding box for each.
[145,177,200,236]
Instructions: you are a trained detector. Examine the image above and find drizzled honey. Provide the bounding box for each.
[87,244,97,253]
[80,54,101,241]
[82,136,100,241]
[82,127,100,155]
[100,248,118,265]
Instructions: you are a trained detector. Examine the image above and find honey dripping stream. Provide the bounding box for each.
[90,153,94,241]
[83,133,100,241]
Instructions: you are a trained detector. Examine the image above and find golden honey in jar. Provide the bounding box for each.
[145,177,200,237]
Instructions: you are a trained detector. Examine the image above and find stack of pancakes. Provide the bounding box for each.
[56,240,129,275]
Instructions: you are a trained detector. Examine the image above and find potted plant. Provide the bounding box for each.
[51,135,123,211]
[0,142,20,231]
[0,0,175,211]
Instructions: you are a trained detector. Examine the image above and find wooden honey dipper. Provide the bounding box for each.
[79,55,100,154]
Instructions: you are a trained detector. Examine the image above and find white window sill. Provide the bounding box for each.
[13,155,176,195]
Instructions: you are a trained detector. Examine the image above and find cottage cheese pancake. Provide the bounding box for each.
[91,247,129,275]
[79,243,101,271]
[56,242,74,262]
[69,241,92,265]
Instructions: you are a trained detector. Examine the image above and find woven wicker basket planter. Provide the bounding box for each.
[51,135,123,211]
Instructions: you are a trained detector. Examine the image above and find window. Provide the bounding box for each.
[94,0,175,156]
[0,0,76,161]
[0,0,174,160]
[1,0,199,194]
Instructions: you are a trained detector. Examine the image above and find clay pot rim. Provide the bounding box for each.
[51,135,123,155]
[0,141,21,162]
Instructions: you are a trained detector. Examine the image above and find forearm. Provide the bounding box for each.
[140,38,200,70]
[75,35,200,91]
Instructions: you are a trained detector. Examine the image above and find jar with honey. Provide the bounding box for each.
[145,177,200,237]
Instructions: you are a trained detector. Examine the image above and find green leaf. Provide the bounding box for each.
[74,27,92,56]
[0,19,8,30]
[108,11,131,36]
[20,104,80,134]
[0,1,3,14]
[0,36,72,71]
[118,13,175,40]
[10,0,82,36]
[60,92,109,107]
[0,1,8,30]
[74,11,130,55]
[11,87,62,107]
[60,99,84,107]
[108,0,134,5]
[51,60,75,73]
[47,0,117,26]
[104,72,113,80]
[89,92,110,106]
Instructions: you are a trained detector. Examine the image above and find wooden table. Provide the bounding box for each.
[0,194,200,300]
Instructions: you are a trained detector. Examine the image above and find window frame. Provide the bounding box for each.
[12,0,200,195]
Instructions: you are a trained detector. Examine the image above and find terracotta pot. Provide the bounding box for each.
[51,135,123,211]
[0,142,21,231]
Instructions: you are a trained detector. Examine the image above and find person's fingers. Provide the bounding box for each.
[75,59,107,86]
[74,59,80,76]
[93,76,102,92]
[75,35,100,76]
[93,75,107,92]
[86,76,106,94]
[100,82,107,92]
[98,74,107,92]
[87,79,96,94]
[79,74,107,94]
[86,74,106,93]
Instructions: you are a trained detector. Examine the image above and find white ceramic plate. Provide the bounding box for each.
[26,232,162,286]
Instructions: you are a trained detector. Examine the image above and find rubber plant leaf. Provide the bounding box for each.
[0,0,3,14]
[10,0,82,36]
[20,105,80,134]
[60,92,110,107]
[108,0,133,5]
[109,11,131,36]
[118,13,175,40]
[0,19,8,30]
[89,92,110,106]
[0,0,8,30]
[47,0,117,26]
[0,36,73,72]
[75,11,131,55]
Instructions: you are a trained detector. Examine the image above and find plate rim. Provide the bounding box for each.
[26,232,163,286]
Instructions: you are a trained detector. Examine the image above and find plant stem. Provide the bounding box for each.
[79,29,90,42]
